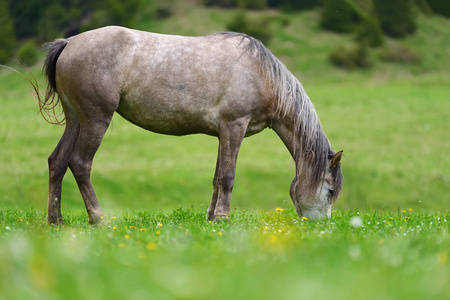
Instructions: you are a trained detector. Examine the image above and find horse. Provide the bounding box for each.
[33,26,343,224]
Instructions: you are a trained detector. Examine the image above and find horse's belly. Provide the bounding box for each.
[116,96,219,136]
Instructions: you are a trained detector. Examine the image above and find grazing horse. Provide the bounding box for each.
[35,26,343,224]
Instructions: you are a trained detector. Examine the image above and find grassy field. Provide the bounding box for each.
[1,208,449,299]
[0,2,449,299]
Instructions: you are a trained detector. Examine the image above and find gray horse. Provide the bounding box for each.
[35,26,343,224]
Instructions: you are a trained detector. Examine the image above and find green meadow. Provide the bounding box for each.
[0,209,449,299]
[0,3,449,299]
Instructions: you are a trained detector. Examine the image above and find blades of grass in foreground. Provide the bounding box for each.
[0,208,448,300]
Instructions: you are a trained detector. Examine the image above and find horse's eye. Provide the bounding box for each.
[328,189,335,197]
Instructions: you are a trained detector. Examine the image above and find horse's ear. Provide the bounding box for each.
[330,150,343,169]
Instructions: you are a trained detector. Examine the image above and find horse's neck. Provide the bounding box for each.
[272,114,296,160]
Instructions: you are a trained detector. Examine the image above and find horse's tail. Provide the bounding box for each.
[43,39,68,95]
[35,38,69,125]
[0,39,68,125]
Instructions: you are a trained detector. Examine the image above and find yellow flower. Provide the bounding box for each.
[208,221,212,224]
[217,232,223,236]
[269,234,277,243]
[125,234,130,239]
[438,252,448,265]
[158,223,163,228]
[140,228,146,232]
[408,208,413,212]
[119,243,126,248]
[275,208,285,212]
[113,226,117,230]
[402,210,406,213]
[264,226,268,231]
[147,242,157,250]
[405,217,410,220]
[302,216,308,221]
[389,217,393,220]
[112,216,116,219]
[100,216,104,220]
[156,231,160,235]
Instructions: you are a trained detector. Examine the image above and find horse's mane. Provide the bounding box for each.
[216,32,343,200]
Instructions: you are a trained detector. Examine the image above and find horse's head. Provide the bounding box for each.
[290,150,343,220]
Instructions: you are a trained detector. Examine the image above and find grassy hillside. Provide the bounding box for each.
[0,2,449,216]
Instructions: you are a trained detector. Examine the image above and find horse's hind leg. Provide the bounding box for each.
[68,109,115,224]
[47,116,79,224]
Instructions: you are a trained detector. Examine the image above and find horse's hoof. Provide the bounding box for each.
[89,215,106,225]
[206,211,215,221]
[214,214,230,222]
[47,219,65,226]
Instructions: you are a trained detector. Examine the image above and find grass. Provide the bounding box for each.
[1,2,450,299]
[0,208,448,299]
[2,66,449,212]
[1,4,449,212]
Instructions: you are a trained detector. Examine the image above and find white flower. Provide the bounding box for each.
[349,216,363,228]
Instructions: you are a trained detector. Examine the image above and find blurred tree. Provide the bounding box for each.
[355,19,384,47]
[87,0,142,29]
[345,0,384,47]
[17,40,39,66]
[5,0,43,38]
[268,0,320,11]
[330,42,371,69]
[320,0,360,33]
[6,0,91,40]
[0,0,15,63]
[426,0,450,17]
[374,0,417,37]
[205,0,268,9]
[236,0,267,10]
[204,0,235,8]
[226,11,272,44]
[5,0,142,41]
[39,1,73,40]
[414,0,433,15]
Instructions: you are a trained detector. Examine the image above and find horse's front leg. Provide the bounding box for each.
[206,152,219,220]
[209,118,249,221]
